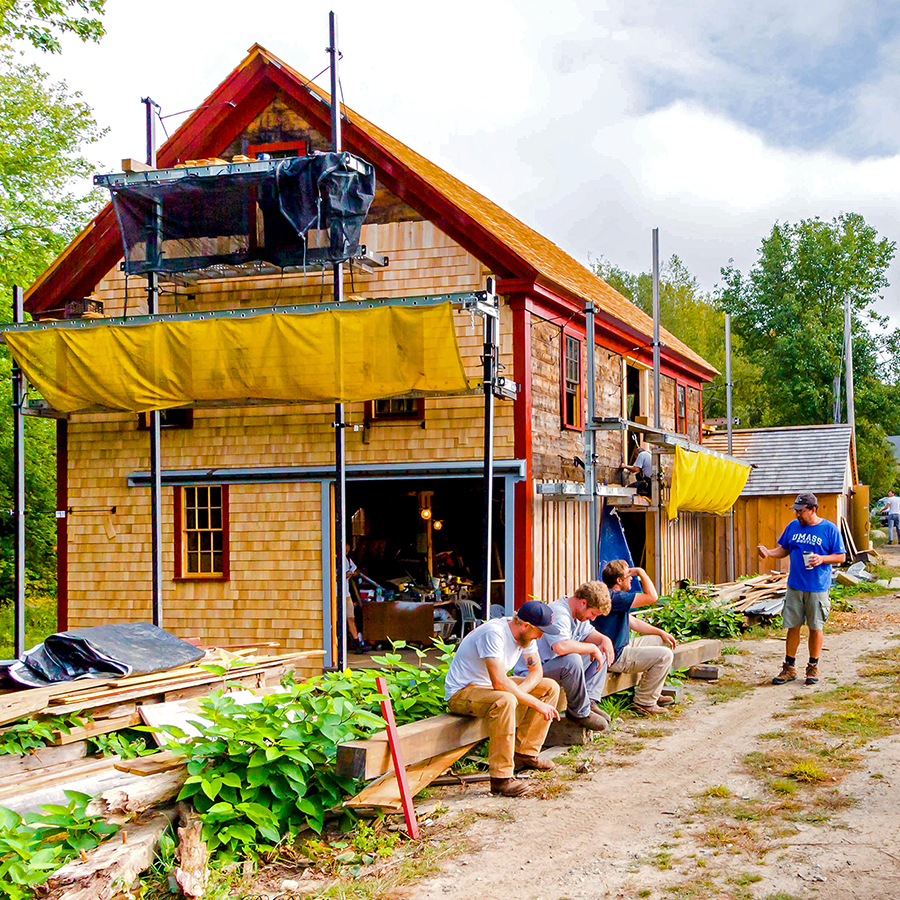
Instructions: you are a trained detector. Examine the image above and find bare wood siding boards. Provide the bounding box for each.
[533,496,590,603]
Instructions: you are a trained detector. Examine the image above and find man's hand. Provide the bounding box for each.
[659,629,676,650]
[627,566,645,578]
[598,633,615,666]
[589,645,606,666]
[806,553,823,567]
[532,699,561,721]
[757,544,770,559]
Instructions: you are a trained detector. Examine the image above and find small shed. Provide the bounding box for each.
[701,424,856,581]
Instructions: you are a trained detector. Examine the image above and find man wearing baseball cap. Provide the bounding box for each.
[444,600,562,797]
[758,492,845,686]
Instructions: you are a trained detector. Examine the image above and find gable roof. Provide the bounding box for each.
[704,424,854,496]
[25,44,715,379]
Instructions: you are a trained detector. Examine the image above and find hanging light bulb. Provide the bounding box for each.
[433,520,443,531]
[420,508,432,520]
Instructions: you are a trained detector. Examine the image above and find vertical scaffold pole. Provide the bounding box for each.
[12,286,26,658]
[651,228,662,590]
[143,95,163,627]
[585,302,598,579]
[726,313,735,583]
[481,279,498,620]
[329,11,348,670]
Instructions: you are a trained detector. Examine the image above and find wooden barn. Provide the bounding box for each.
[702,424,859,582]
[12,45,726,672]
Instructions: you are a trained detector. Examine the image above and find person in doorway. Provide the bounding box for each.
[345,557,370,654]
[596,561,676,714]
[444,600,561,797]
[531,581,615,732]
[621,443,652,498]
[880,489,900,544]
[758,492,845,686]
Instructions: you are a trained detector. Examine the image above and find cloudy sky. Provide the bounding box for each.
[29,0,900,318]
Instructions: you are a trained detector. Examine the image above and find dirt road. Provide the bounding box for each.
[409,588,900,900]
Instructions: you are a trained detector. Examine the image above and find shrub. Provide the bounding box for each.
[644,586,742,641]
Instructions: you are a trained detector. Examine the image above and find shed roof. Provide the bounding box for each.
[704,424,854,497]
[24,44,715,380]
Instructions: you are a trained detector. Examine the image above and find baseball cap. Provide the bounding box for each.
[790,492,818,511]
[517,600,561,635]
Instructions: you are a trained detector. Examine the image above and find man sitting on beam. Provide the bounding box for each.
[517,581,614,732]
[444,600,562,797]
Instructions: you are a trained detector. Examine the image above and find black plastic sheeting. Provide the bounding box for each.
[8,622,206,688]
[109,152,376,275]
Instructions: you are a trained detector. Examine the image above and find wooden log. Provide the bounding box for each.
[55,712,142,745]
[687,665,721,681]
[0,755,121,802]
[544,716,587,748]
[0,741,88,778]
[85,769,188,822]
[37,808,177,900]
[113,750,184,777]
[344,743,476,811]
[175,803,208,900]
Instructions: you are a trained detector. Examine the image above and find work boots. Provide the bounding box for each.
[565,709,609,732]
[489,777,529,797]
[805,662,819,685]
[513,752,554,772]
[772,662,797,685]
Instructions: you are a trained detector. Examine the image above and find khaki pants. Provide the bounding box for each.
[609,635,674,707]
[447,677,560,778]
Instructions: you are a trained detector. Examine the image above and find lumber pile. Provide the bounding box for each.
[692,572,788,613]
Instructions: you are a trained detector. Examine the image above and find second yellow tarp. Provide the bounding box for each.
[668,444,750,520]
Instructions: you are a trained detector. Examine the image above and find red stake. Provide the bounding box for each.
[375,675,420,840]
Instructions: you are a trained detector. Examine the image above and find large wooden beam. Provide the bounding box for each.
[336,639,722,780]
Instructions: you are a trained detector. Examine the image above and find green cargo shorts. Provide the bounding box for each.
[783,587,830,630]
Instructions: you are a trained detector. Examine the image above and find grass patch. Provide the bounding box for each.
[858,645,900,678]
[746,732,860,788]
[703,785,732,798]
[721,645,751,655]
[704,677,755,705]
[793,683,900,742]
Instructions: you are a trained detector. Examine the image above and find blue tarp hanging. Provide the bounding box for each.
[598,505,639,592]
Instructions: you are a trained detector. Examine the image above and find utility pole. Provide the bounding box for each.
[651,229,662,589]
[844,295,855,443]
[725,313,735,583]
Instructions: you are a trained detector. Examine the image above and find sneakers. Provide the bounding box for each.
[513,752,555,772]
[805,662,819,685]
[772,663,797,685]
[655,694,675,707]
[565,709,609,732]
[489,777,529,797]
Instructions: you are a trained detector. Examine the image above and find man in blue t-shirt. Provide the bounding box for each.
[595,561,676,715]
[758,492,846,686]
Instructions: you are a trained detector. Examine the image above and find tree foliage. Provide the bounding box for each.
[718,214,899,495]
[592,215,900,497]
[0,11,105,605]
[0,0,105,54]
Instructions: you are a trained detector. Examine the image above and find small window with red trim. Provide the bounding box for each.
[676,384,687,434]
[247,140,307,159]
[562,334,582,429]
[175,485,229,580]
[365,398,425,423]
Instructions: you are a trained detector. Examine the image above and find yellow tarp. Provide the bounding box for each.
[3,303,473,414]
[667,444,751,520]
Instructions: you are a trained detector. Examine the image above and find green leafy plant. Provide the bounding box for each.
[87,729,155,760]
[173,642,454,860]
[0,791,117,900]
[645,587,742,641]
[0,713,92,756]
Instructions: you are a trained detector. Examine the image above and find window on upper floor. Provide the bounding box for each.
[137,409,194,430]
[174,485,229,580]
[562,333,582,430]
[246,140,307,159]
[676,383,688,434]
[365,398,425,423]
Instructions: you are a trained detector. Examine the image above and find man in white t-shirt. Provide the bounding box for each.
[444,600,562,797]
[536,581,615,731]
[881,489,900,544]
